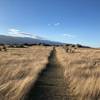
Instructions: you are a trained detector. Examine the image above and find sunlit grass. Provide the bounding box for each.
[56,47,100,100]
[0,46,53,100]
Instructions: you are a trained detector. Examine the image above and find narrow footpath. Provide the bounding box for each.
[25,48,74,100]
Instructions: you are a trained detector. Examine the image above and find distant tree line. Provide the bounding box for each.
[0,43,91,52]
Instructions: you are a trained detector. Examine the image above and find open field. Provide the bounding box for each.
[0,46,53,100]
[56,47,100,100]
[0,46,100,100]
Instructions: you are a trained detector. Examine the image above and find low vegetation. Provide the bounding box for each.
[0,45,8,51]
[56,47,100,100]
[0,46,53,100]
[0,44,100,100]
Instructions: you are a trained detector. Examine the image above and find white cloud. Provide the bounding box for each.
[8,29,20,37]
[63,33,76,38]
[54,22,60,26]
[7,28,43,39]
[48,22,61,27]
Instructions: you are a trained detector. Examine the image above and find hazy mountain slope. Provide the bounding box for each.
[0,35,62,45]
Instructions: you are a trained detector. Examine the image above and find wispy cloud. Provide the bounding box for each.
[48,22,61,26]
[54,22,60,26]
[7,28,43,39]
[63,33,76,38]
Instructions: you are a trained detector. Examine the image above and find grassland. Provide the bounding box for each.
[56,47,100,100]
[0,45,100,100]
[0,46,53,100]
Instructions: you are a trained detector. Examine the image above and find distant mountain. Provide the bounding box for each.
[0,35,63,45]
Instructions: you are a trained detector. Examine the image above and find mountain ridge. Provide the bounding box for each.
[0,35,63,45]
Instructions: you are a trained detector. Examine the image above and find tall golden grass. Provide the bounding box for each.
[0,46,53,100]
[56,47,100,100]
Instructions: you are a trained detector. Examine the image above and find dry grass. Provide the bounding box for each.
[0,46,53,100]
[1,45,100,100]
[56,47,100,100]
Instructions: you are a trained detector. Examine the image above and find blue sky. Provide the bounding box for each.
[0,0,100,47]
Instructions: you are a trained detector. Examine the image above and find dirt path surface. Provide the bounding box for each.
[25,48,72,100]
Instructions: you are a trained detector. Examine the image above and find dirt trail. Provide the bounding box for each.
[25,48,73,100]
